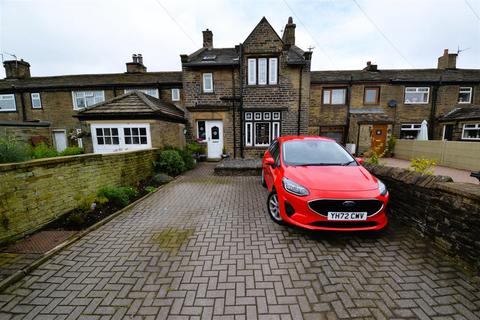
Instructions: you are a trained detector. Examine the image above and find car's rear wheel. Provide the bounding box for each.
[261,170,267,188]
[267,191,284,225]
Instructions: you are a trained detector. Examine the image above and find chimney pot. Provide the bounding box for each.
[126,54,147,73]
[363,61,378,71]
[437,48,457,69]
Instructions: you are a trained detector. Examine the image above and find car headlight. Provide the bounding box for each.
[282,177,310,196]
[378,179,387,196]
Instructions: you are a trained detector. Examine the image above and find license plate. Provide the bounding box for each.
[327,212,367,221]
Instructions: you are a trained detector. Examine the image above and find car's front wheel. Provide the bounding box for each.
[267,191,284,225]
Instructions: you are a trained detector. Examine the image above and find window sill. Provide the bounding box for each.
[0,110,17,113]
[322,104,347,107]
[403,102,429,105]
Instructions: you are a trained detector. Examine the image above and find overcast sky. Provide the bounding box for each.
[0,0,479,77]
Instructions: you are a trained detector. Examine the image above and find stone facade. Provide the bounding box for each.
[0,149,158,245]
[364,163,480,273]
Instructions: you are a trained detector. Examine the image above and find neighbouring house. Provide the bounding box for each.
[74,91,186,153]
[0,55,184,152]
[1,18,480,158]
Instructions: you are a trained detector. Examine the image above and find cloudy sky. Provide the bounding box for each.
[0,0,479,77]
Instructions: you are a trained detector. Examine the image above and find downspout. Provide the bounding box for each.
[429,76,442,139]
[344,75,353,145]
[232,66,237,158]
[20,91,27,122]
[239,43,244,158]
[297,65,303,135]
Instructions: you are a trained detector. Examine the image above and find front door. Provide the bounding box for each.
[206,121,223,159]
[371,124,387,154]
[443,124,454,141]
[53,130,67,152]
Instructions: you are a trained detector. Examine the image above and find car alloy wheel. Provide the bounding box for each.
[261,170,267,188]
[267,191,284,224]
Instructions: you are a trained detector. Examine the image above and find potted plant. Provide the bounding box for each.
[221,146,229,159]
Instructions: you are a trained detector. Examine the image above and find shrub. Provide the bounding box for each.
[386,135,396,157]
[155,150,186,176]
[410,158,437,175]
[145,186,157,193]
[60,147,84,156]
[97,186,138,207]
[151,173,174,186]
[364,143,386,165]
[178,149,195,170]
[32,143,58,159]
[186,142,206,155]
[0,136,32,164]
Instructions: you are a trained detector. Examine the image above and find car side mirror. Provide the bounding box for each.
[265,157,275,166]
[355,157,364,165]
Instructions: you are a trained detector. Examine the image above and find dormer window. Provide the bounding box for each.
[247,57,278,85]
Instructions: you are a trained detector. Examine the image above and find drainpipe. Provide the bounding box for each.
[239,43,244,158]
[297,66,303,135]
[20,90,27,122]
[429,76,442,139]
[344,76,353,145]
[232,66,237,158]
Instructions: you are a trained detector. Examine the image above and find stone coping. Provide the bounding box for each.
[0,148,159,172]
[214,159,262,176]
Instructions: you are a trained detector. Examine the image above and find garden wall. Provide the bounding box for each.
[0,149,158,245]
[394,139,480,171]
[365,163,480,273]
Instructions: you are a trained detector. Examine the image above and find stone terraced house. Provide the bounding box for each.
[1,17,479,158]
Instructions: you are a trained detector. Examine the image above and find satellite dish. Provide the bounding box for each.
[388,99,397,108]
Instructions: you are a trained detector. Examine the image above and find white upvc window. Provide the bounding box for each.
[258,58,267,85]
[269,58,278,84]
[0,94,16,112]
[244,111,281,147]
[404,87,430,104]
[462,123,480,140]
[400,123,421,139]
[91,123,151,153]
[124,88,159,98]
[248,59,256,85]
[458,87,472,104]
[171,88,180,101]
[72,90,105,110]
[31,93,42,109]
[203,73,213,93]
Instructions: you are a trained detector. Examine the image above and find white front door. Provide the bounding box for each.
[206,120,223,159]
[53,130,67,152]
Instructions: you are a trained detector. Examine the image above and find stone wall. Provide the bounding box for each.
[0,126,52,145]
[364,163,480,272]
[0,149,158,245]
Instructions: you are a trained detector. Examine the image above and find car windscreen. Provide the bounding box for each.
[282,140,356,166]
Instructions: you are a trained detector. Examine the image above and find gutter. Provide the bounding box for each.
[297,66,303,135]
[232,66,237,158]
[20,90,27,122]
[345,76,353,145]
[239,43,244,158]
[429,76,442,139]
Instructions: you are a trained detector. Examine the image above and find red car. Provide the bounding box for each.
[261,136,389,231]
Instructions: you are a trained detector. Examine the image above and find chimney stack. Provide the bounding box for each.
[126,54,147,73]
[282,17,296,47]
[363,61,378,72]
[437,49,457,69]
[202,29,213,49]
[3,59,31,79]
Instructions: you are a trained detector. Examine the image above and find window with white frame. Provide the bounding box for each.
[458,87,472,104]
[124,88,159,98]
[31,93,42,109]
[0,94,16,111]
[400,123,421,139]
[462,123,480,140]
[404,87,429,104]
[124,127,148,144]
[203,73,213,93]
[72,91,105,110]
[171,88,180,101]
[95,128,120,145]
[323,88,347,105]
[247,57,278,85]
[244,111,281,147]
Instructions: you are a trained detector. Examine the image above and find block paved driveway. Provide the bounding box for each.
[1,163,479,319]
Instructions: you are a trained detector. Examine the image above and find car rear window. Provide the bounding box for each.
[282,140,355,166]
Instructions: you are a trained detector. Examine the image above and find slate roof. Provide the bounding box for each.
[350,110,394,124]
[182,48,239,67]
[438,106,480,121]
[286,45,307,65]
[0,72,182,90]
[311,69,480,84]
[75,91,185,122]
